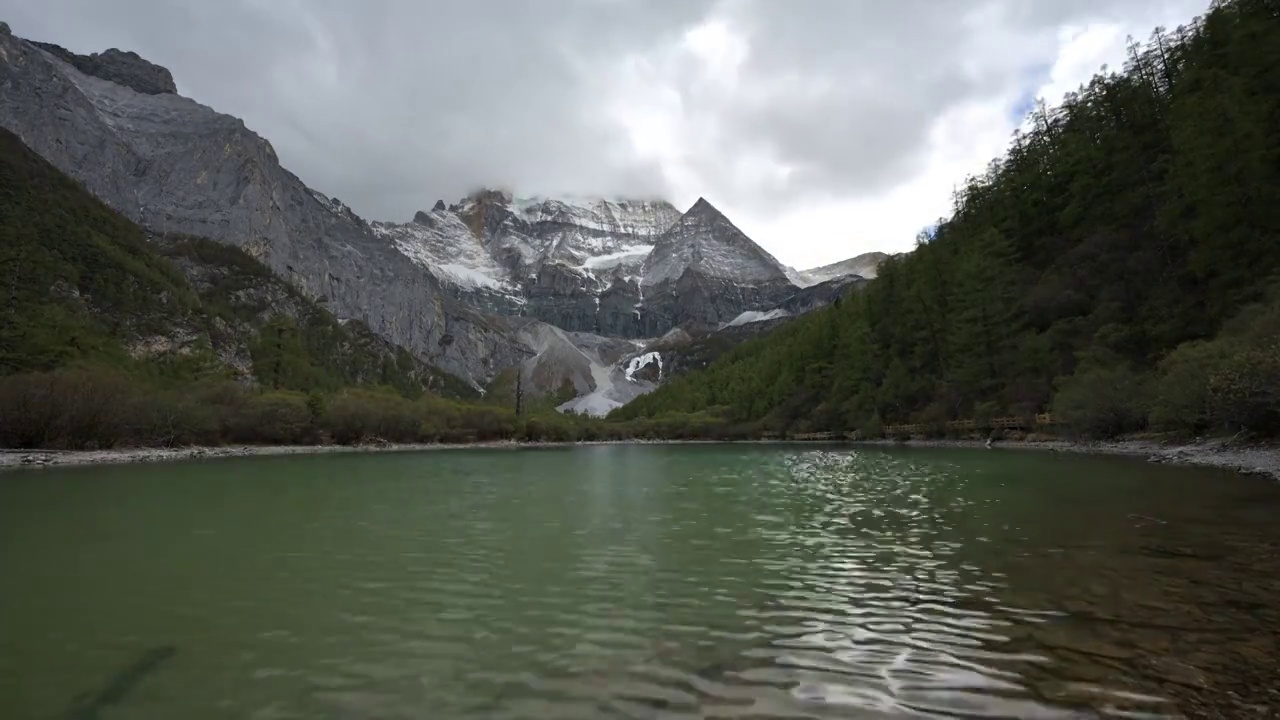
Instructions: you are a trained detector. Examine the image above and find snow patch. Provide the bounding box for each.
[581,244,654,270]
[373,211,521,298]
[624,351,662,382]
[558,362,624,417]
[436,263,508,291]
[725,309,790,328]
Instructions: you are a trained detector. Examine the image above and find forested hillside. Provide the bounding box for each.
[0,128,544,448]
[615,0,1280,439]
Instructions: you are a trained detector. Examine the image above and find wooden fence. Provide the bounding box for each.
[773,414,1057,441]
[881,413,1056,437]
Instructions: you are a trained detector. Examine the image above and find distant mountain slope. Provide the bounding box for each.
[0,126,472,397]
[0,25,524,386]
[379,191,837,339]
[0,22,883,406]
[791,251,889,286]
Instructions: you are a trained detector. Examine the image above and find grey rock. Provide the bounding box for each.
[31,41,178,95]
[638,197,796,333]
[0,31,526,388]
[776,274,867,315]
[384,192,823,340]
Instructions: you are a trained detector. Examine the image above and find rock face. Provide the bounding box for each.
[638,198,796,335]
[379,192,810,339]
[0,31,526,388]
[375,192,680,337]
[30,41,178,95]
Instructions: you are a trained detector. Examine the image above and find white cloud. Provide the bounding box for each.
[601,0,1210,269]
[4,0,1211,271]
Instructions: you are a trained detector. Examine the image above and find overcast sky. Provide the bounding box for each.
[4,0,1208,268]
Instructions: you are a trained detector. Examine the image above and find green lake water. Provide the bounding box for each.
[2,445,1278,719]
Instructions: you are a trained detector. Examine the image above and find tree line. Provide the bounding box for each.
[615,0,1280,440]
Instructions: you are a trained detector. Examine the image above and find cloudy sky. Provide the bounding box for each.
[4,0,1208,268]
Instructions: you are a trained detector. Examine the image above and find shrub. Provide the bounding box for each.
[129,390,221,447]
[322,389,422,444]
[1053,365,1151,439]
[973,401,1001,433]
[1149,340,1234,434]
[0,366,134,449]
[858,415,884,440]
[228,391,312,444]
[1207,341,1280,435]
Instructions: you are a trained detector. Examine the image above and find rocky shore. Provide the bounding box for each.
[0,439,715,471]
[2,437,1278,480]
[853,436,1280,482]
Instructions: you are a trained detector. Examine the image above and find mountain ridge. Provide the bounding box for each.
[0,26,885,410]
[0,27,529,389]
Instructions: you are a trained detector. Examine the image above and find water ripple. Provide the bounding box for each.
[5,446,1278,719]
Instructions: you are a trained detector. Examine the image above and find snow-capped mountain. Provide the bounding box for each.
[371,206,525,315]
[642,198,792,286]
[377,191,810,339]
[453,190,680,280]
[0,25,881,408]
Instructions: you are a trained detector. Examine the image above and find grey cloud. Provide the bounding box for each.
[667,0,1201,211]
[1,0,712,220]
[2,0,1206,223]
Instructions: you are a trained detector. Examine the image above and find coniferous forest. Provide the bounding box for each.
[615,0,1280,439]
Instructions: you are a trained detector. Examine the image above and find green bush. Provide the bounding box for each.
[228,391,312,445]
[857,414,884,440]
[128,390,221,447]
[323,389,422,444]
[1207,341,1280,435]
[0,366,134,449]
[1053,365,1151,439]
[1149,340,1234,434]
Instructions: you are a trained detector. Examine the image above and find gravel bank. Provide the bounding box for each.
[853,437,1280,481]
[0,440,719,471]
[3,437,1277,480]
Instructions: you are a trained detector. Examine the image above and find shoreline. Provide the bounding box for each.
[2,437,1278,480]
[0,440,726,471]
[850,436,1280,481]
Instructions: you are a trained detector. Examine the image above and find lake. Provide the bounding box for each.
[2,445,1278,719]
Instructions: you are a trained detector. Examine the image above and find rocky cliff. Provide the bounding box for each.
[378,192,819,338]
[0,27,525,388]
[377,191,683,337]
[637,198,797,335]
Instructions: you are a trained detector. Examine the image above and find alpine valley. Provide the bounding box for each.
[0,24,883,415]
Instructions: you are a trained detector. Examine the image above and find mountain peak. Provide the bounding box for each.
[643,199,789,287]
[31,40,177,95]
[686,197,721,217]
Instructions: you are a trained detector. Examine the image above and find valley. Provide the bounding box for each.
[0,22,880,415]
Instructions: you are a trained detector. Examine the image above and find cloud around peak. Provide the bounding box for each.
[1,0,1210,266]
